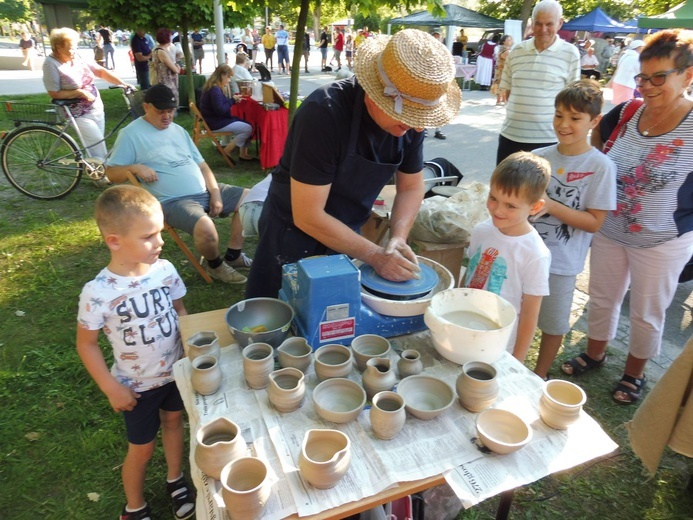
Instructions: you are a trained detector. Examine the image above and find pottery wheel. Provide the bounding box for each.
[359,263,439,301]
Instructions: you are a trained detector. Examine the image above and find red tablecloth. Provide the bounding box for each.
[231,97,289,170]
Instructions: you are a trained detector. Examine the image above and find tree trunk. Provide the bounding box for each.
[289,0,311,120]
[181,18,195,109]
[520,0,533,37]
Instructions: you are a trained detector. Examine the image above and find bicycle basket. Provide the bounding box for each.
[124,90,146,118]
[4,102,63,125]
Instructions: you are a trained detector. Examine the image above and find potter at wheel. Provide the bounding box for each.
[359,263,439,300]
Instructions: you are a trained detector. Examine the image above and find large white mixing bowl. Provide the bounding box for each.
[424,288,516,365]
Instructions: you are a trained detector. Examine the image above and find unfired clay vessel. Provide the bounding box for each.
[267,367,306,412]
[370,391,406,440]
[298,429,352,489]
[194,417,246,480]
[314,344,353,381]
[456,361,499,413]
[191,354,222,395]
[351,334,391,372]
[242,342,275,389]
[186,330,221,362]
[539,380,586,429]
[220,456,272,520]
[277,337,312,373]
[397,349,423,378]
[362,357,397,401]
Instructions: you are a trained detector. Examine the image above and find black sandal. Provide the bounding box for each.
[613,374,647,405]
[166,474,196,520]
[560,352,606,376]
[119,504,152,520]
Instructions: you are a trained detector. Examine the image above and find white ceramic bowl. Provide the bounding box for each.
[476,409,532,455]
[313,378,366,423]
[396,375,455,420]
[358,257,454,317]
[424,288,517,365]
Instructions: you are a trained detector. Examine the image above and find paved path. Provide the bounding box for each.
[1,44,690,381]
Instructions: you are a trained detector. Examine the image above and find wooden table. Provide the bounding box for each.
[231,97,289,170]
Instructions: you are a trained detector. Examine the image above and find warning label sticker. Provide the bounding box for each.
[319,317,356,342]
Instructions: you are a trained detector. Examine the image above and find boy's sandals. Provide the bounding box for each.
[119,504,152,520]
[613,374,647,405]
[560,352,607,376]
[167,474,196,520]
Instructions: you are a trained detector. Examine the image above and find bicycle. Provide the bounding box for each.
[0,86,144,200]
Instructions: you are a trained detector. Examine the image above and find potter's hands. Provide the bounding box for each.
[105,381,140,413]
[371,237,420,282]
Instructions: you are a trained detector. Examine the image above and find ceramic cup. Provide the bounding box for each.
[191,354,222,395]
[362,357,397,401]
[242,342,275,390]
[456,361,499,413]
[351,334,391,372]
[370,391,406,440]
[220,456,272,520]
[267,367,306,413]
[314,344,353,381]
[276,337,313,373]
[539,380,586,430]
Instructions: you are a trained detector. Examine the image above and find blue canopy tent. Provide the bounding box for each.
[562,7,638,32]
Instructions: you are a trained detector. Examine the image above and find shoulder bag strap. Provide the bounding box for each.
[602,99,644,154]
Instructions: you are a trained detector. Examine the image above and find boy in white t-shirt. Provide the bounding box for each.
[76,186,195,520]
[531,79,617,379]
[461,152,552,362]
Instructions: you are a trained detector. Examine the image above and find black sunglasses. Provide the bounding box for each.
[633,68,683,87]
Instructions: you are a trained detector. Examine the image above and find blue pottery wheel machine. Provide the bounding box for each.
[278,254,454,349]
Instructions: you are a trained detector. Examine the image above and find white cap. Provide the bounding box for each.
[629,39,645,50]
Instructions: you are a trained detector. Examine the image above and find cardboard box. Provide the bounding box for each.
[262,83,284,104]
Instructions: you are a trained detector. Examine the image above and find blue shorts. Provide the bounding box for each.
[123,382,184,445]
[161,184,245,236]
[320,47,328,59]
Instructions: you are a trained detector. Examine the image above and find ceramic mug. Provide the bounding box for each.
[351,334,391,372]
[191,354,222,395]
[276,337,313,373]
[456,361,499,413]
[220,456,272,520]
[267,367,306,412]
[313,344,353,381]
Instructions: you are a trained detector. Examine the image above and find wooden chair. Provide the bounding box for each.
[126,172,213,284]
[189,101,236,169]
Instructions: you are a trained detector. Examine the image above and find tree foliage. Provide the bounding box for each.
[0,0,33,23]
[477,0,680,23]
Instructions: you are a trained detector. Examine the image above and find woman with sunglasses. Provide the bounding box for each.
[561,30,693,405]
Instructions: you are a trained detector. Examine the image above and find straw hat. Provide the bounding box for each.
[354,29,461,129]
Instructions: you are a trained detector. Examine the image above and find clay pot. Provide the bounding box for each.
[186,330,221,361]
[267,367,306,412]
[277,337,313,373]
[220,456,272,520]
[370,391,406,440]
[298,429,351,489]
[539,380,586,430]
[314,344,353,381]
[242,342,275,389]
[362,357,397,401]
[194,417,246,480]
[191,354,222,395]
[456,361,499,413]
[397,349,423,378]
[351,334,391,372]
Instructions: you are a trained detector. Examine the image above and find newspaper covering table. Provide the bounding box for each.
[174,320,618,520]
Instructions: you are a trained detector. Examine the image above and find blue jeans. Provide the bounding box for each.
[277,45,289,71]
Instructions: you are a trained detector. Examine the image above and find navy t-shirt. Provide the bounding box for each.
[269,77,424,229]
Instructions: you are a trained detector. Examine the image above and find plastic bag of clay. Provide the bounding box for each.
[410,181,490,244]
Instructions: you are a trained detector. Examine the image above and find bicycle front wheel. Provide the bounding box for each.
[1,125,84,200]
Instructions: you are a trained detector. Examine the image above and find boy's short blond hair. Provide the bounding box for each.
[95,185,161,236]
[554,79,603,119]
[491,152,551,203]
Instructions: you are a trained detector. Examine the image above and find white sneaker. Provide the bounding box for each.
[202,259,247,284]
[226,252,253,269]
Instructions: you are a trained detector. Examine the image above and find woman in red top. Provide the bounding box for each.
[476,34,500,90]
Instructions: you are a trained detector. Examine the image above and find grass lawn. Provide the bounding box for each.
[0,88,692,519]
